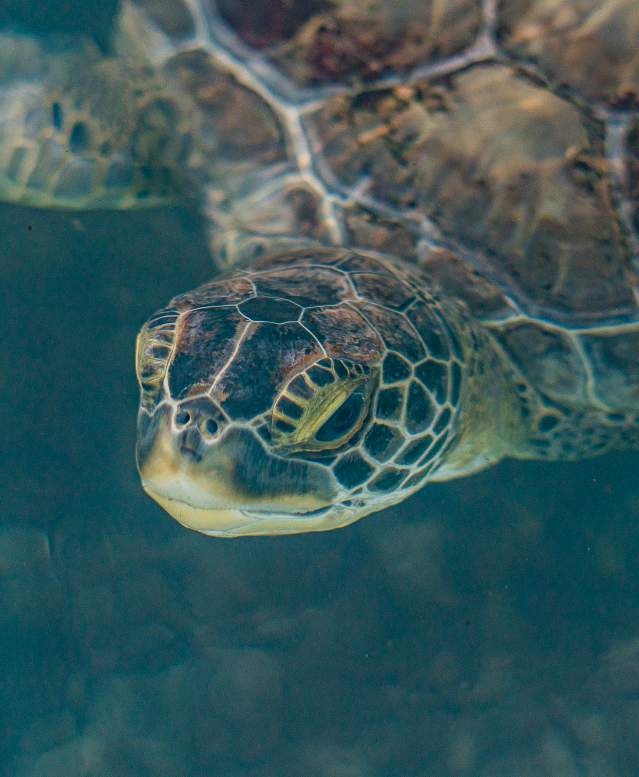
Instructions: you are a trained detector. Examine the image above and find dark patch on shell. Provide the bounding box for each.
[216,0,329,50]
[497,323,588,406]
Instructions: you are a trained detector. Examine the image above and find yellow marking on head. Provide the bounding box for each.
[272,360,375,452]
[135,308,180,405]
[273,375,365,450]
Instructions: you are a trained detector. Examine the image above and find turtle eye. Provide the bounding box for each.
[314,390,367,444]
[272,359,376,452]
[135,307,179,407]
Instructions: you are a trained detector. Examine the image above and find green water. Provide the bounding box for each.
[2,4,639,777]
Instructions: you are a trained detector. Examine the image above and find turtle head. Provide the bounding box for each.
[136,357,386,537]
[135,304,384,536]
[135,251,467,536]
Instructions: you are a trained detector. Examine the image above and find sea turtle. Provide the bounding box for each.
[2,0,639,536]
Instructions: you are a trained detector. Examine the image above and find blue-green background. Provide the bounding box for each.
[2,4,639,776]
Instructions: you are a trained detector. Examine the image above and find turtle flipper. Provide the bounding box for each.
[419,248,639,461]
[0,30,188,210]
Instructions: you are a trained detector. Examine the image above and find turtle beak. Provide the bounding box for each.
[136,404,338,536]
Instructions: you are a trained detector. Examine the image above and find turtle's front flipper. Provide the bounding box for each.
[0,31,188,210]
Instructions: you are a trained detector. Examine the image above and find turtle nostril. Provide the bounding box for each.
[205,418,219,437]
[178,427,203,462]
[175,409,191,427]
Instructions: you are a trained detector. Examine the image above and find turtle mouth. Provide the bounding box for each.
[141,482,360,537]
[137,415,341,536]
[140,464,337,536]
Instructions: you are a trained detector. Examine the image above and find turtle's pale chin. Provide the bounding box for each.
[142,487,250,535]
[141,485,362,537]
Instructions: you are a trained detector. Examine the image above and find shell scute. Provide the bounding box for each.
[342,205,418,261]
[496,323,589,407]
[254,266,354,307]
[356,301,425,362]
[309,64,634,318]
[302,304,383,362]
[581,330,639,411]
[419,248,518,322]
[404,300,450,362]
[214,322,322,419]
[498,0,639,107]
[172,275,255,308]
[165,48,287,165]
[350,271,416,310]
[168,307,246,399]
[215,0,482,86]
[405,380,436,435]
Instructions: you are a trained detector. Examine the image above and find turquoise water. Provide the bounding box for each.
[2,5,639,777]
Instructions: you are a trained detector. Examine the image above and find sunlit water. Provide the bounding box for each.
[2,4,639,777]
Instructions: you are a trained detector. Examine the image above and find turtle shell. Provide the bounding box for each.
[108,0,639,416]
[0,0,620,424]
